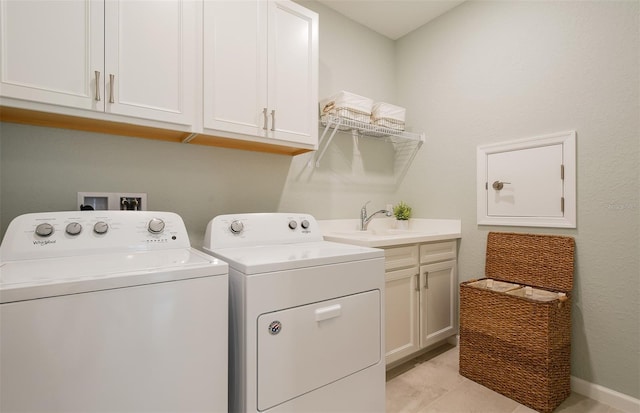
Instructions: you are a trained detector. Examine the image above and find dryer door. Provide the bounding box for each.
[257,289,381,411]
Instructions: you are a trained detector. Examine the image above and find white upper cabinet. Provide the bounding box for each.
[203,0,319,147]
[104,0,197,125]
[0,0,197,127]
[0,0,104,111]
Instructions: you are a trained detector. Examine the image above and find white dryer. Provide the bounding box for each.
[203,213,386,413]
[0,211,229,413]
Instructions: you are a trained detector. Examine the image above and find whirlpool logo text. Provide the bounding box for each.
[33,240,56,246]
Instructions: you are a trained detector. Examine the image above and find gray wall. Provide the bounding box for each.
[395,0,639,399]
[0,125,291,246]
[1,0,638,400]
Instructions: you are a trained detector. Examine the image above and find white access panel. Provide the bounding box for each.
[487,144,563,217]
[257,290,380,411]
[477,131,576,228]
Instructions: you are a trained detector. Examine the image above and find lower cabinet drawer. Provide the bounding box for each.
[419,240,456,264]
[384,245,419,271]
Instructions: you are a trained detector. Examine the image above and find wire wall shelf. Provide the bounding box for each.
[313,115,425,182]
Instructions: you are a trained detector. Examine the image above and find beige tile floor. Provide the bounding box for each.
[386,344,623,413]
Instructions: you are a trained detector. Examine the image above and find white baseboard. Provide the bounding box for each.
[571,376,640,413]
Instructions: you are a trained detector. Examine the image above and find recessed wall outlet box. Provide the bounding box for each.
[78,192,147,211]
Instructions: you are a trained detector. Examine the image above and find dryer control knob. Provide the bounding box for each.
[288,220,297,230]
[230,220,244,234]
[65,222,82,236]
[35,223,54,237]
[93,221,109,235]
[301,219,310,229]
[147,218,165,234]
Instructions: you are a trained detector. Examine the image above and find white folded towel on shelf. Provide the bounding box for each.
[371,102,406,131]
[320,91,373,125]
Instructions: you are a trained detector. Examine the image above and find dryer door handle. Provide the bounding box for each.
[315,304,342,322]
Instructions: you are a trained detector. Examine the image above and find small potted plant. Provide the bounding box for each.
[393,201,412,229]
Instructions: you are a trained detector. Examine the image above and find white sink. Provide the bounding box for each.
[331,228,418,235]
[318,219,461,247]
[330,229,421,237]
[321,220,460,247]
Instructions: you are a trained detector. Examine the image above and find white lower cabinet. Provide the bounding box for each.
[419,259,457,348]
[385,240,458,366]
[385,266,420,362]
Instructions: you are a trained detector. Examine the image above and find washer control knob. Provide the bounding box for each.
[147,218,165,234]
[230,220,244,234]
[93,221,109,235]
[301,219,310,229]
[288,220,297,230]
[65,222,82,236]
[35,223,54,237]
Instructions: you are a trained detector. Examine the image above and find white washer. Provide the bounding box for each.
[0,211,229,413]
[203,213,386,413]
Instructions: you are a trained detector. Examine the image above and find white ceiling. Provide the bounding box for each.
[315,0,465,40]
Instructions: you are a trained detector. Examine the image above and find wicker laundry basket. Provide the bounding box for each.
[459,232,575,413]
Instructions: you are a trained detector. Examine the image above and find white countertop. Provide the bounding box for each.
[318,218,461,247]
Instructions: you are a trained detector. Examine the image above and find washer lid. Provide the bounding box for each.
[204,241,383,274]
[0,249,228,303]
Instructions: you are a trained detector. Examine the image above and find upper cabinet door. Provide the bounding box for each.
[104,0,197,125]
[0,0,104,111]
[267,1,318,146]
[203,0,267,136]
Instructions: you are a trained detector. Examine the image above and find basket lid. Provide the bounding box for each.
[485,232,575,292]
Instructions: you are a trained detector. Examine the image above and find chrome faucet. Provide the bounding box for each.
[360,201,392,231]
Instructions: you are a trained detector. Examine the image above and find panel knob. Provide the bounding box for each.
[147,218,165,234]
[35,223,54,237]
[65,222,82,236]
[230,220,244,234]
[288,220,297,230]
[93,221,109,234]
[301,219,310,229]
[492,181,511,190]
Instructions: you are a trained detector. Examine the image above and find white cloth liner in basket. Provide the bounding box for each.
[467,278,567,302]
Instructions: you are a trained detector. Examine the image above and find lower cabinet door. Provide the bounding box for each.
[419,260,457,348]
[385,267,420,365]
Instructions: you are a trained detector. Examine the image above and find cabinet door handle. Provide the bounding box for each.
[415,273,420,292]
[94,71,101,101]
[424,271,429,289]
[109,74,115,103]
[270,109,276,131]
[262,108,268,130]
